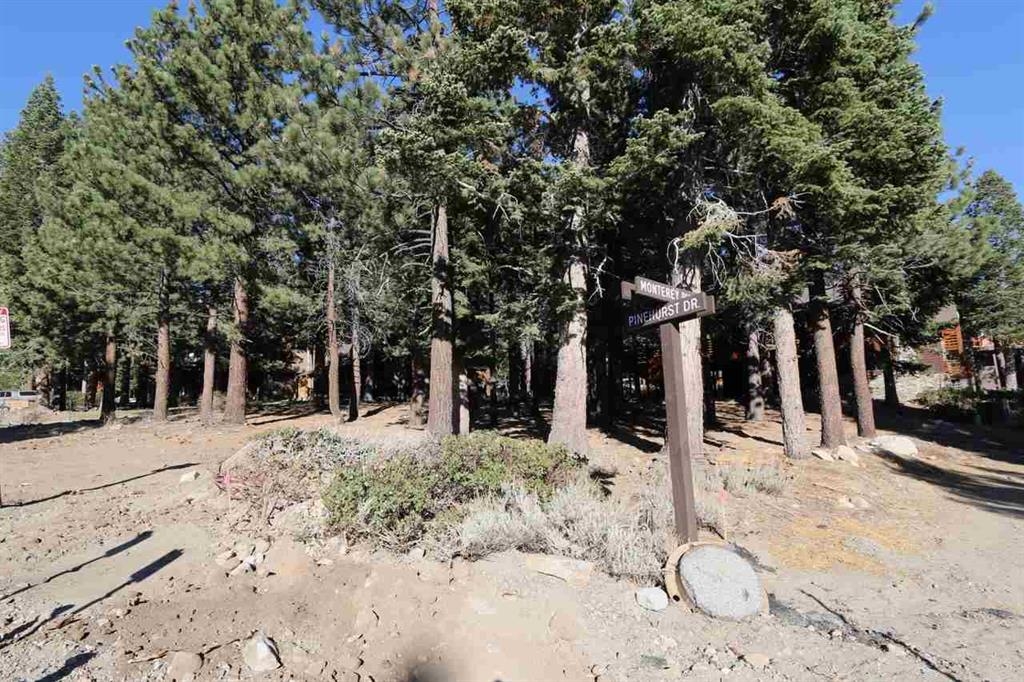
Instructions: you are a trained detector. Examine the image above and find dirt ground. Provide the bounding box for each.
[1,399,1022,682]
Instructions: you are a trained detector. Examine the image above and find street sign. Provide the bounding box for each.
[0,307,10,349]
[623,276,715,543]
[624,291,714,334]
[634,275,695,303]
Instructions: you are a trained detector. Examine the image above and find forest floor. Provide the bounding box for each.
[1,398,1022,681]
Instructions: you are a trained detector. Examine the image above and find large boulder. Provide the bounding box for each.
[676,545,764,620]
[870,435,918,458]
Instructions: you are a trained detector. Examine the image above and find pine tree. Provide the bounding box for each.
[0,76,66,394]
[955,170,1024,388]
[127,0,314,423]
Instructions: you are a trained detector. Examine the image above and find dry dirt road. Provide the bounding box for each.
[1,402,1022,681]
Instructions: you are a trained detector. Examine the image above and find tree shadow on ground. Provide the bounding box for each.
[0,419,106,445]
[0,530,153,600]
[874,402,1024,464]
[246,402,324,426]
[35,651,97,681]
[875,450,1024,519]
[0,549,182,651]
[5,463,199,508]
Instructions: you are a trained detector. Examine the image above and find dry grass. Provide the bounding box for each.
[429,466,741,584]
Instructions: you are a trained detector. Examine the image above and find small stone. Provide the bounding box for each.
[811,447,835,462]
[852,496,871,509]
[408,547,426,560]
[871,435,918,458]
[254,538,271,554]
[179,470,201,483]
[835,496,857,509]
[635,587,670,612]
[243,632,281,672]
[742,653,770,670]
[166,651,203,680]
[834,445,860,466]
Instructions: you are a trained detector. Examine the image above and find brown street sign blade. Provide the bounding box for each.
[624,293,714,334]
[633,276,692,303]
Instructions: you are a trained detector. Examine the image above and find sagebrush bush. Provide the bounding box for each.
[322,431,581,548]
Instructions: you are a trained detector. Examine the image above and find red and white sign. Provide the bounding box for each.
[0,307,10,349]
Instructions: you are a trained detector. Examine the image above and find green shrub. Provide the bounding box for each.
[917,386,1023,424]
[321,430,580,548]
[323,454,440,545]
[439,431,578,499]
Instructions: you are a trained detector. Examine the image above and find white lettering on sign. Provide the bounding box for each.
[636,276,690,302]
[627,294,704,330]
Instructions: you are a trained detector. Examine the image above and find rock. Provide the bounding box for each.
[635,587,670,612]
[214,550,236,567]
[835,496,857,509]
[852,496,871,510]
[408,547,426,560]
[253,538,271,554]
[179,470,201,483]
[742,653,770,670]
[166,651,203,680]
[871,435,918,458]
[811,447,834,462]
[243,632,281,672]
[676,545,764,620]
[271,499,328,538]
[834,445,860,466]
[524,553,593,587]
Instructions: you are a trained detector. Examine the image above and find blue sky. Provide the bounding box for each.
[1,0,1022,193]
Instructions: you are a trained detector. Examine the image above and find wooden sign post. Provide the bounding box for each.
[623,277,715,543]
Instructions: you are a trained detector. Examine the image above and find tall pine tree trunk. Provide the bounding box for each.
[809,273,845,448]
[882,336,899,407]
[200,306,217,424]
[349,300,361,422]
[427,202,455,436]
[849,283,876,437]
[153,314,171,421]
[549,254,589,454]
[101,333,117,423]
[223,278,249,424]
[672,256,703,462]
[773,307,809,459]
[326,262,342,420]
[549,130,591,455]
[745,328,764,421]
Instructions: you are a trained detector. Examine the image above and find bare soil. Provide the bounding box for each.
[1,400,1022,681]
